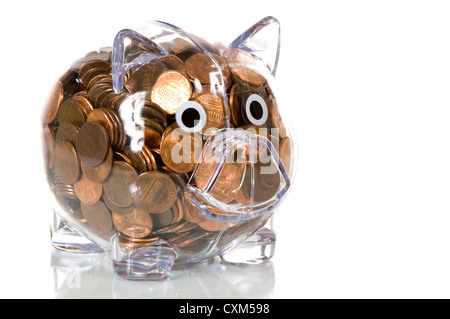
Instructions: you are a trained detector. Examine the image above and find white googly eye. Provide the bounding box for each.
[245,94,268,126]
[176,101,207,133]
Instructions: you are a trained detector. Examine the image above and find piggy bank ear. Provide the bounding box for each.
[112,29,169,93]
[229,16,281,76]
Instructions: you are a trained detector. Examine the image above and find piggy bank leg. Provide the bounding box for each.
[111,234,178,280]
[51,211,104,253]
[220,227,276,265]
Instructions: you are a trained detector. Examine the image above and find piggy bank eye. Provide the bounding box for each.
[245,94,268,126]
[176,101,207,133]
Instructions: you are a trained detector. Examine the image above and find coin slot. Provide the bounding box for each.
[176,101,207,133]
[245,94,268,126]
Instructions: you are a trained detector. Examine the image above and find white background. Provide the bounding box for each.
[1,0,450,298]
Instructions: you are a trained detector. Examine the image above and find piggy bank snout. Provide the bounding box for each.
[185,129,290,221]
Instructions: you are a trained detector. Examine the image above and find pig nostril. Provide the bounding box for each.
[245,94,268,126]
[176,101,207,133]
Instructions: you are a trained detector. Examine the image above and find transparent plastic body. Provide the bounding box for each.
[42,17,296,280]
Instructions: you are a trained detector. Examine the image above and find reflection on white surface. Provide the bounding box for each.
[51,249,274,299]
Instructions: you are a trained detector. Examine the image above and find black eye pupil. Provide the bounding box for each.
[250,101,264,120]
[181,108,201,128]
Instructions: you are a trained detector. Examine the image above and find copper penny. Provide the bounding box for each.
[112,208,153,239]
[140,124,162,149]
[229,84,244,128]
[56,122,79,146]
[57,97,88,127]
[171,230,211,248]
[123,145,149,174]
[151,71,191,115]
[81,147,113,183]
[279,136,292,174]
[53,141,80,185]
[140,105,168,128]
[103,194,135,215]
[198,219,231,232]
[76,122,110,167]
[80,200,113,235]
[86,109,115,146]
[230,67,266,88]
[134,171,177,214]
[183,197,204,224]
[74,174,103,204]
[160,123,202,173]
[267,96,287,139]
[103,161,138,208]
[195,160,244,203]
[118,235,160,250]
[185,53,230,86]
[71,95,94,114]
[152,209,173,230]
[43,125,56,169]
[242,162,281,203]
[171,198,184,223]
[43,80,63,124]
[234,187,252,206]
[194,93,227,132]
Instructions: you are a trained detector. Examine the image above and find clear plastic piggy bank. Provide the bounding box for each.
[42,17,295,280]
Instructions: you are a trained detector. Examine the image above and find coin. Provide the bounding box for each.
[59,70,81,99]
[151,71,191,115]
[53,141,80,185]
[71,95,94,114]
[103,193,135,215]
[230,67,266,89]
[242,162,281,203]
[112,207,153,239]
[185,53,230,86]
[57,97,88,127]
[55,122,79,146]
[139,124,162,149]
[233,187,252,206]
[103,161,138,208]
[140,104,168,128]
[152,209,173,230]
[118,235,160,250]
[171,198,184,223]
[134,171,177,214]
[194,93,227,132]
[113,151,133,166]
[198,219,230,232]
[267,96,287,139]
[183,197,204,224]
[279,136,292,174]
[160,123,202,173]
[103,108,125,149]
[86,109,115,148]
[229,84,244,128]
[123,145,149,174]
[43,81,63,125]
[81,147,113,183]
[71,51,111,72]
[195,160,245,203]
[43,125,56,169]
[80,200,113,235]
[76,122,110,167]
[170,230,211,248]
[74,174,103,205]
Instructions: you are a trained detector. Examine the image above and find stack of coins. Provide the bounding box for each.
[42,40,291,251]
